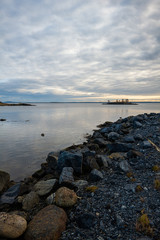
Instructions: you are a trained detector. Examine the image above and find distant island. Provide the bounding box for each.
[103,99,138,105]
[0,101,34,106]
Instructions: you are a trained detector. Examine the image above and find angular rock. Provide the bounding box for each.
[119,160,132,172]
[59,167,74,184]
[34,179,57,196]
[96,155,109,168]
[24,205,67,240]
[0,183,21,205]
[57,151,83,174]
[0,212,27,239]
[0,170,10,193]
[22,191,39,211]
[55,187,78,207]
[106,142,133,153]
[89,169,103,182]
[46,152,58,170]
[108,132,120,141]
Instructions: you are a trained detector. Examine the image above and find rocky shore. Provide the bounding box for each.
[0,112,160,239]
[0,101,34,106]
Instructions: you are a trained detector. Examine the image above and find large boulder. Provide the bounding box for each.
[0,212,27,239]
[24,205,67,240]
[0,183,21,205]
[34,179,57,196]
[0,170,10,193]
[57,151,83,174]
[55,187,78,207]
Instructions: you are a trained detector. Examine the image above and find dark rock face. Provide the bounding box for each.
[24,205,67,240]
[0,183,21,205]
[57,151,83,174]
[106,142,133,153]
[0,170,10,193]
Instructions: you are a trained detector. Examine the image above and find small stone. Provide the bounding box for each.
[55,187,78,207]
[96,155,109,168]
[0,212,27,239]
[123,135,135,143]
[89,169,103,182]
[108,132,120,141]
[59,167,74,184]
[22,191,39,211]
[24,205,67,240]
[46,193,55,205]
[134,134,144,141]
[142,140,152,149]
[34,179,57,196]
[73,180,88,189]
[119,160,132,172]
[134,121,143,128]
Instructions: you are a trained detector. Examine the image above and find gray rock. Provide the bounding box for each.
[57,151,83,174]
[134,121,143,128]
[59,167,74,184]
[96,155,109,168]
[119,160,131,172]
[72,180,88,189]
[100,127,111,134]
[142,140,152,148]
[134,133,144,141]
[34,179,57,196]
[0,183,21,205]
[123,135,135,143]
[0,170,10,193]
[46,193,55,205]
[108,132,120,141]
[106,142,133,153]
[89,169,103,182]
[93,138,108,148]
[22,191,39,211]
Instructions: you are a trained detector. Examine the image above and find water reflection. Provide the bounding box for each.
[0,103,159,180]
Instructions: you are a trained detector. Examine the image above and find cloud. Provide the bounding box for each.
[0,0,160,101]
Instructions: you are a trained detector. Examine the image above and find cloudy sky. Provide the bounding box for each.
[0,0,160,102]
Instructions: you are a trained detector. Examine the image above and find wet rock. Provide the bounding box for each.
[0,183,21,205]
[89,169,103,182]
[108,132,120,141]
[22,191,39,211]
[34,179,57,196]
[46,152,58,170]
[57,151,83,174]
[55,187,78,207]
[0,170,10,193]
[24,205,67,240]
[59,167,74,184]
[119,160,132,172]
[76,213,95,229]
[106,142,133,153]
[0,212,27,239]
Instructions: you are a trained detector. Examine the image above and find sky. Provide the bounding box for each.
[0,0,160,102]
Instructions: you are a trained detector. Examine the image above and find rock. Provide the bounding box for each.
[32,169,46,178]
[134,133,144,141]
[119,160,131,172]
[22,191,40,211]
[57,151,83,174]
[46,193,55,205]
[34,179,57,196]
[89,169,103,182]
[100,127,111,134]
[108,132,120,141]
[93,138,108,148]
[55,187,78,207]
[96,155,109,167]
[73,180,88,189]
[109,152,126,160]
[59,167,74,184]
[0,183,21,205]
[134,121,143,128]
[123,135,135,143]
[142,140,152,149]
[0,212,27,239]
[0,170,10,193]
[24,205,67,240]
[46,152,58,170]
[127,150,143,158]
[86,156,100,170]
[76,213,95,229]
[106,142,133,153]
[0,118,6,121]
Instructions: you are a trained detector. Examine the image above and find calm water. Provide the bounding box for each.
[0,102,160,180]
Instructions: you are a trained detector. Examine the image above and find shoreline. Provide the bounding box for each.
[0,112,160,239]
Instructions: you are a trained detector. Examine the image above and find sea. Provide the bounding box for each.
[0,102,159,181]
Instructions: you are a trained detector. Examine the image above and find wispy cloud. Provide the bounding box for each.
[0,0,160,101]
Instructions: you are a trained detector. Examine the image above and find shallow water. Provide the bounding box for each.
[0,102,159,180]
